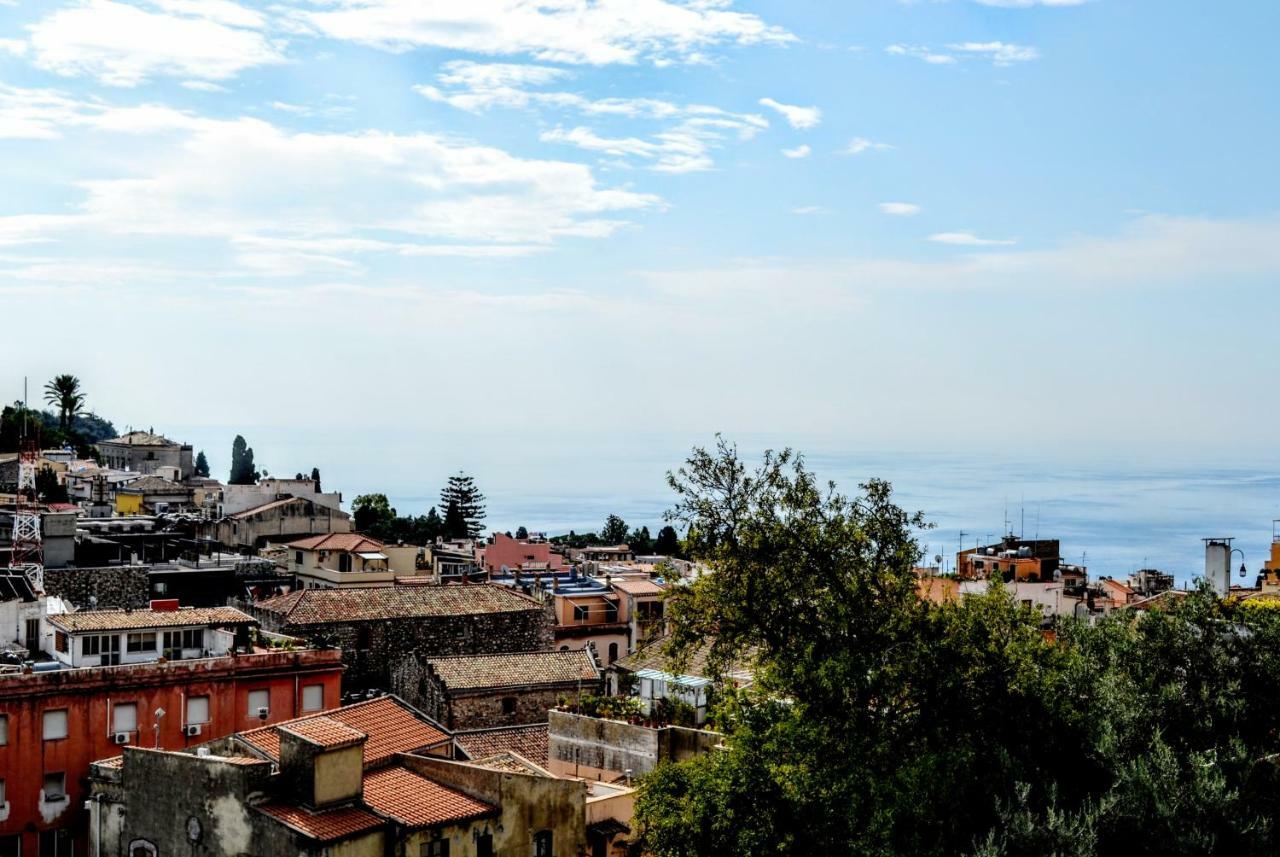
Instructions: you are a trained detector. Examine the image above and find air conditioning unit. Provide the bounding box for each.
[256,707,269,720]
[183,724,203,737]
[113,732,131,745]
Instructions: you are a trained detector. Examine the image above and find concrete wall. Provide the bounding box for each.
[400,755,587,857]
[546,710,721,779]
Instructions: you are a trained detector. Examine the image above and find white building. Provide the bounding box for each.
[43,605,256,669]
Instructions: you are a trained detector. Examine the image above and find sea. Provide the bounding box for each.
[173,427,1280,588]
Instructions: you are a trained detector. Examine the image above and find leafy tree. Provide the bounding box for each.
[194,450,210,478]
[440,472,486,539]
[655,524,681,556]
[515,525,529,540]
[43,374,85,433]
[601,514,629,545]
[228,435,260,485]
[35,465,68,503]
[629,525,654,554]
[311,467,321,491]
[352,493,396,537]
[442,498,468,540]
[421,506,443,542]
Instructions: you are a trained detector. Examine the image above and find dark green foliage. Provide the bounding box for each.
[633,437,1280,857]
[311,467,321,491]
[515,525,529,540]
[194,450,210,478]
[601,514,629,545]
[440,472,486,539]
[654,524,681,556]
[351,494,443,545]
[629,525,653,554]
[228,435,259,484]
[443,498,467,540]
[43,374,84,433]
[35,465,68,503]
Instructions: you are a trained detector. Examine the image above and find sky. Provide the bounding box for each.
[1,0,1279,462]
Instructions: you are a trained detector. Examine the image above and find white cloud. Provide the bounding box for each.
[946,41,1039,65]
[879,202,921,216]
[181,80,229,92]
[0,88,661,273]
[791,205,828,215]
[929,231,1017,246]
[887,41,1038,66]
[290,0,794,66]
[843,137,893,155]
[782,144,811,159]
[0,38,28,56]
[26,0,285,86]
[758,97,821,130]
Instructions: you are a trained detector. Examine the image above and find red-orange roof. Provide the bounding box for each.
[237,697,449,767]
[363,766,495,828]
[281,716,366,750]
[287,533,385,552]
[253,584,540,626]
[257,803,383,842]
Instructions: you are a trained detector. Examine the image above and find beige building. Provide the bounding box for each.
[95,431,194,479]
[207,496,352,550]
[285,533,427,589]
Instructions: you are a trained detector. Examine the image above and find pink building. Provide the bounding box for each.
[477,534,566,575]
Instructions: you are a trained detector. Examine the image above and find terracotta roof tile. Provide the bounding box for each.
[426,650,599,692]
[254,584,540,626]
[257,803,383,842]
[281,716,367,749]
[363,766,495,828]
[454,724,549,767]
[48,606,255,633]
[237,697,449,767]
[287,534,386,552]
[609,579,665,596]
[468,752,552,776]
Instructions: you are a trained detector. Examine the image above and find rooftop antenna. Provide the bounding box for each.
[1020,495,1025,540]
[1003,498,1010,538]
[1035,505,1040,542]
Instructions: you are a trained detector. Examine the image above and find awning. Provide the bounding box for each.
[634,667,712,689]
[356,552,388,560]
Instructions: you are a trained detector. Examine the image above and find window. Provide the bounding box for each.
[294,551,303,565]
[128,841,157,857]
[152,582,168,596]
[247,689,270,717]
[608,643,619,665]
[186,696,210,725]
[112,703,138,734]
[301,684,324,712]
[475,833,493,857]
[0,778,6,805]
[421,838,449,857]
[533,831,553,857]
[573,604,590,622]
[0,714,7,745]
[43,709,68,741]
[54,632,68,654]
[162,630,204,652]
[603,604,619,624]
[338,553,352,574]
[126,633,157,653]
[501,697,517,716]
[42,773,66,802]
[39,829,72,857]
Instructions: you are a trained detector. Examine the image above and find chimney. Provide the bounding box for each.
[278,721,367,809]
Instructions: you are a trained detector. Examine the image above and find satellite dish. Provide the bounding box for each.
[933,554,942,565]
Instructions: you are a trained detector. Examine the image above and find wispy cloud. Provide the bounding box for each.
[791,205,829,215]
[929,231,1017,246]
[843,137,894,155]
[887,41,1038,67]
[782,144,811,159]
[758,97,822,130]
[879,202,921,216]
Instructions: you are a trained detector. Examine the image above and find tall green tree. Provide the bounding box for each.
[629,525,654,554]
[440,472,486,539]
[600,514,629,545]
[311,467,321,491]
[442,498,468,540]
[228,434,260,485]
[352,493,396,538]
[515,525,529,540]
[43,374,84,433]
[654,524,681,556]
[194,450,210,478]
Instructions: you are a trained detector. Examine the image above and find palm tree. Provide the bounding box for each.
[43,374,85,433]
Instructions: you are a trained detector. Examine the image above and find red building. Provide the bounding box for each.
[0,646,343,857]
[476,533,565,575]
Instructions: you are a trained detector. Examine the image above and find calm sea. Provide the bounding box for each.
[174,427,1280,587]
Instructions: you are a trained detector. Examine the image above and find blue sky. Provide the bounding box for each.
[2,0,1278,457]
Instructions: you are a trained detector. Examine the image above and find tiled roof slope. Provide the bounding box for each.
[287,533,385,552]
[257,803,383,842]
[237,697,449,766]
[281,716,366,749]
[48,606,254,633]
[254,584,539,625]
[363,766,496,828]
[616,636,757,683]
[454,724,549,767]
[426,650,599,691]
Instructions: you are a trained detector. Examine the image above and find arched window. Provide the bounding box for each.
[129,840,158,857]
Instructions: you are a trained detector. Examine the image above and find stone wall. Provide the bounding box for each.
[264,609,554,690]
[42,565,150,610]
[547,710,721,778]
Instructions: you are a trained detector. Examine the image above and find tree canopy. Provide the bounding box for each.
[228,435,259,485]
[194,450,210,478]
[633,437,1280,857]
[601,513,630,545]
[43,374,85,433]
[440,472,486,539]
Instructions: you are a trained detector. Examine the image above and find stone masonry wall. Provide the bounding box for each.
[43,565,150,610]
